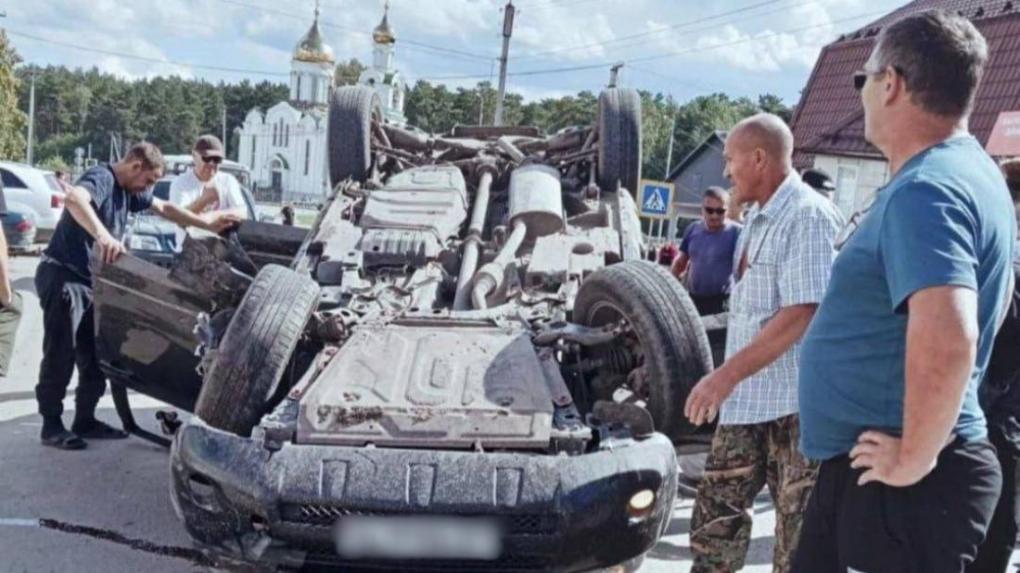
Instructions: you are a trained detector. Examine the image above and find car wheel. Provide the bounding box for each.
[573,261,713,442]
[194,264,320,436]
[597,88,642,196]
[328,85,382,187]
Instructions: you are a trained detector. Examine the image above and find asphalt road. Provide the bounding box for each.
[2,253,999,572]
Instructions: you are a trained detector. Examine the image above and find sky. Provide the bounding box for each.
[1,0,909,107]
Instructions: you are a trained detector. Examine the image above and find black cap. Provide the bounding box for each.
[802,168,836,192]
[194,134,225,159]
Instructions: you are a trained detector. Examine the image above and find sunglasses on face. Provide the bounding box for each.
[853,65,906,91]
[201,156,223,165]
[703,207,726,215]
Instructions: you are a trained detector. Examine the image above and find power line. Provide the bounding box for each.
[213,0,495,62]
[419,7,889,83]
[5,29,290,77]
[626,8,890,65]
[514,0,792,61]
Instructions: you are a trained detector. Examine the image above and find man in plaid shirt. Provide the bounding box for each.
[685,113,843,572]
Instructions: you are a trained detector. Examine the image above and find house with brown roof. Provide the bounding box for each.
[791,0,1020,217]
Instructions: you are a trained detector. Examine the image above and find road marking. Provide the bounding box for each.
[0,518,40,527]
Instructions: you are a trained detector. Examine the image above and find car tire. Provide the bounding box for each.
[573,261,713,442]
[597,88,642,196]
[328,85,382,187]
[194,264,320,437]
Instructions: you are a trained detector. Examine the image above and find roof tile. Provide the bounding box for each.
[792,1,1020,167]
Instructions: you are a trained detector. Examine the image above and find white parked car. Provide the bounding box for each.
[0,161,64,242]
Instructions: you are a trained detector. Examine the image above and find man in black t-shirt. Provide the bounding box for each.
[969,158,1020,573]
[35,143,239,450]
[0,176,21,378]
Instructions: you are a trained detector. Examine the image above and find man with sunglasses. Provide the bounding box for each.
[795,12,1015,573]
[169,135,248,249]
[671,186,741,315]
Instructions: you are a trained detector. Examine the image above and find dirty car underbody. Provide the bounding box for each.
[94,87,712,571]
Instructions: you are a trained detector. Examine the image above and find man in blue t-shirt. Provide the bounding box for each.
[793,12,1016,573]
[671,186,741,315]
[35,143,239,450]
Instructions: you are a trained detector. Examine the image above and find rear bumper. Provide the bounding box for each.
[170,420,677,572]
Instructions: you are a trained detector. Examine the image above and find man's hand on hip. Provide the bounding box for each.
[684,370,738,426]
[850,430,946,487]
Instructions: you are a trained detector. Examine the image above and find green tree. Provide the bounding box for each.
[335,58,367,87]
[0,31,26,161]
[757,93,793,123]
[670,93,759,165]
[38,155,70,172]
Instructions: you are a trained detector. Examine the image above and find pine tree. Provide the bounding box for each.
[0,31,27,161]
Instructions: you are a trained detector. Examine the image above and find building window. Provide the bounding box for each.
[311,79,319,104]
[304,140,311,175]
[285,124,290,147]
[296,75,302,101]
[272,123,277,146]
[251,135,256,168]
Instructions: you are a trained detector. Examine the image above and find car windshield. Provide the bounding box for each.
[153,180,172,201]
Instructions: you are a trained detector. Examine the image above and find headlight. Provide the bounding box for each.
[627,489,656,521]
[127,234,163,251]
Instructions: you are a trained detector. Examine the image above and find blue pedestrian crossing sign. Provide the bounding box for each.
[639,180,674,219]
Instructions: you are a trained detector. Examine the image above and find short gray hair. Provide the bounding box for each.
[871,10,988,118]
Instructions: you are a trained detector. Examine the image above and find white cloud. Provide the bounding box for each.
[639,0,840,72]
[514,9,617,62]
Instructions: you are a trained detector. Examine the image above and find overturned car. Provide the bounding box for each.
[93,86,713,571]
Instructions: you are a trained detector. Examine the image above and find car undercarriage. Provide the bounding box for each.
[94,86,713,571]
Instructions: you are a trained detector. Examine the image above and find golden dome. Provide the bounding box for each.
[293,5,335,63]
[373,2,396,44]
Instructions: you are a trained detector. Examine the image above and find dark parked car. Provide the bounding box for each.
[2,203,37,252]
[93,87,713,572]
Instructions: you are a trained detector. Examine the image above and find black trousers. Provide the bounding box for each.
[690,293,727,316]
[34,261,106,421]
[792,437,1002,573]
[967,420,1020,573]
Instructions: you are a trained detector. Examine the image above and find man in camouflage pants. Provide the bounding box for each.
[683,114,842,572]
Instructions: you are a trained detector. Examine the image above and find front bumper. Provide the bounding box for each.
[170,420,678,572]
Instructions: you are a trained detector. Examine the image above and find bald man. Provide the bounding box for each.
[684,113,843,573]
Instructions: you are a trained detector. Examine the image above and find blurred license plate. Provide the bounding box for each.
[335,516,502,560]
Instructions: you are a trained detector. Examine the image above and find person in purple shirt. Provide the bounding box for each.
[672,186,742,314]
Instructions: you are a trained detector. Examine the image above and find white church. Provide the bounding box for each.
[237,3,407,202]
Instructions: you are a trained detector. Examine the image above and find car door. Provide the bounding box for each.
[92,254,211,411]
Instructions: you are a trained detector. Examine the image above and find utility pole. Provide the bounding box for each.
[664,113,678,241]
[608,62,624,88]
[26,73,35,165]
[493,1,515,126]
[663,115,676,179]
[221,106,228,157]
